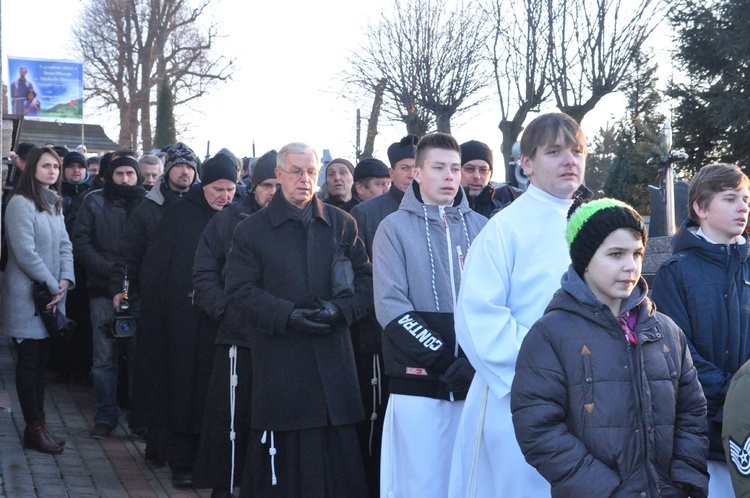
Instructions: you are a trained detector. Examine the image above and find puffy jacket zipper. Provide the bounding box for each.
[626,320,659,496]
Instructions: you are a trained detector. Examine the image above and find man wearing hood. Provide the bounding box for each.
[192,150,279,496]
[72,153,147,439]
[460,140,522,218]
[373,133,487,498]
[140,151,237,487]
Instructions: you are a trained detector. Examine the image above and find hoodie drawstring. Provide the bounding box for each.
[422,204,440,312]
[261,430,278,486]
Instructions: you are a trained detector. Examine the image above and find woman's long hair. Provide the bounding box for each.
[14,147,63,214]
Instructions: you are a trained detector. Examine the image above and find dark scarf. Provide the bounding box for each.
[281,194,314,227]
[103,182,147,214]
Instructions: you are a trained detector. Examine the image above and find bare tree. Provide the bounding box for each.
[546,0,665,124]
[73,0,233,149]
[349,0,488,136]
[488,0,551,185]
[362,78,387,160]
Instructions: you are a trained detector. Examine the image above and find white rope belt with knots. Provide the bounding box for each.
[369,353,383,456]
[228,345,238,491]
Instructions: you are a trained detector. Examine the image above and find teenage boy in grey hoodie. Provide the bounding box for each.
[373,132,487,498]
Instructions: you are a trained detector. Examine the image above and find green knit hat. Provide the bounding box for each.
[566,198,647,276]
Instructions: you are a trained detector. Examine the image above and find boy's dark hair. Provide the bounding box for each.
[15,147,63,214]
[87,156,100,166]
[688,163,750,224]
[520,113,587,159]
[415,133,461,168]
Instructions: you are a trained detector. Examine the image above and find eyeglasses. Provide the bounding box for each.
[279,167,319,180]
[462,165,491,175]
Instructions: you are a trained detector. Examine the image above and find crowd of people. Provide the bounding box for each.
[1,111,750,498]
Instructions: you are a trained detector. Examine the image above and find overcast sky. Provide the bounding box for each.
[3,0,668,182]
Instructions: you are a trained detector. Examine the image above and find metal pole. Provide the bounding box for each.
[665,165,676,235]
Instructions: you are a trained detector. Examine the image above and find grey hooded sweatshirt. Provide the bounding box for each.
[373,180,487,400]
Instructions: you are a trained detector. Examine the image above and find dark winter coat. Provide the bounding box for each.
[192,193,261,489]
[340,195,360,213]
[61,179,91,233]
[512,268,709,498]
[652,219,750,461]
[108,179,195,296]
[142,185,224,434]
[224,192,372,431]
[350,184,404,260]
[72,186,145,297]
[322,195,347,208]
[464,183,522,218]
[193,193,263,348]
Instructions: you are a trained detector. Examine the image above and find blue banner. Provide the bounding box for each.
[7,57,83,120]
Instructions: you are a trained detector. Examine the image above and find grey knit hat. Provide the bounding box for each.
[164,142,200,182]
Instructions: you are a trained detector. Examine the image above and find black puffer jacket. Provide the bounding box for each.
[72,185,145,297]
[511,268,709,498]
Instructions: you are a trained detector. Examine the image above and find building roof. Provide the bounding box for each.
[18,119,120,154]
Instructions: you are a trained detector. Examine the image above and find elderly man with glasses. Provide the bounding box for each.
[225,142,372,498]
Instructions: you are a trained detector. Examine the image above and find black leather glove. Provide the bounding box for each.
[288,308,331,334]
[439,357,475,393]
[309,300,342,325]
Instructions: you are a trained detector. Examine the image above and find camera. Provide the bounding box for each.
[101,302,138,339]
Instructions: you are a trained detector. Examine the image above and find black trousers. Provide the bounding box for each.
[14,338,51,422]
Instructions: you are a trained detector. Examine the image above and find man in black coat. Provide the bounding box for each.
[138,151,238,487]
[192,150,279,497]
[109,142,200,457]
[72,154,146,438]
[225,142,372,498]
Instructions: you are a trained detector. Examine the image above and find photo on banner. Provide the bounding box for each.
[6,56,83,120]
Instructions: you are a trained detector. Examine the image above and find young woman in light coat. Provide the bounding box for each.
[1,146,75,454]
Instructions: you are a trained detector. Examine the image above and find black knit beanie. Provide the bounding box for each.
[566,198,647,276]
[251,150,278,191]
[105,156,142,184]
[460,140,493,170]
[63,151,87,169]
[201,152,239,185]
